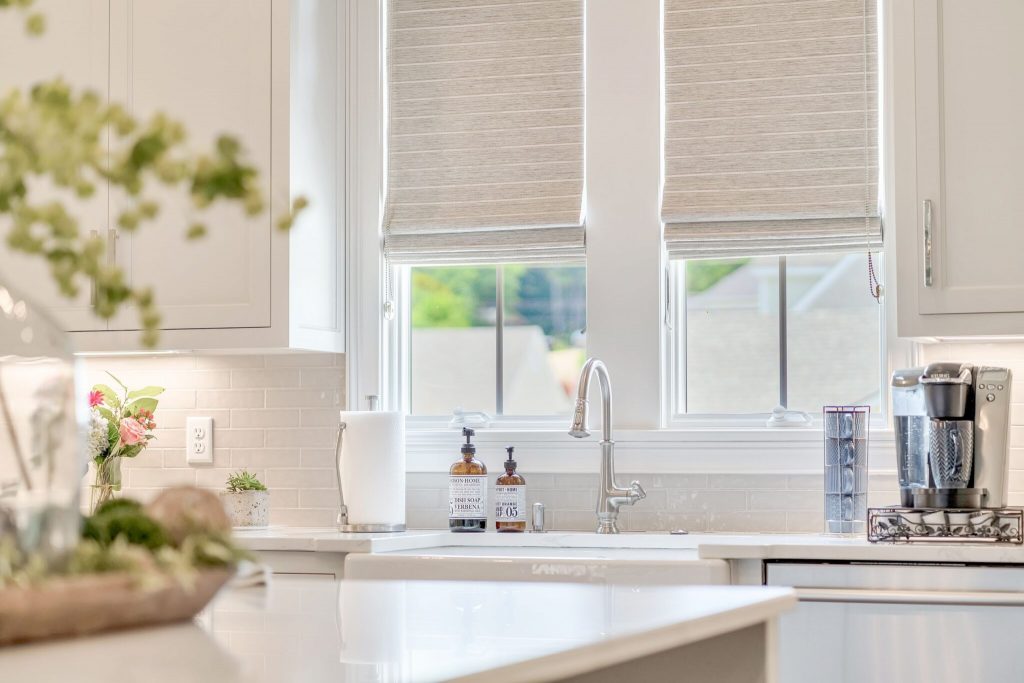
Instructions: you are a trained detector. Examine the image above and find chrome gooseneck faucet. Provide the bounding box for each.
[569,358,646,534]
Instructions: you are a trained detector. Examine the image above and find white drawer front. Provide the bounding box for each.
[766,562,1024,593]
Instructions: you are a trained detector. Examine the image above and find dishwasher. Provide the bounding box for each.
[765,560,1024,682]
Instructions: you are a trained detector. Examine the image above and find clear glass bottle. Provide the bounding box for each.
[449,427,487,532]
[495,446,526,532]
[0,280,83,567]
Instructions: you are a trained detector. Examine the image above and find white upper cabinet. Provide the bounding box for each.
[0,0,346,352]
[0,0,110,331]
[891,0,1024,337]
[108,0,273,332]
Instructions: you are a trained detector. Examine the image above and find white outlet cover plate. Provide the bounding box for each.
[187,416,214,464]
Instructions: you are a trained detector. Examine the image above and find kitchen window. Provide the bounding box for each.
[348,0,905,442]
[379,0,587,425]
[401,263,586,420]
[669,253,885,422]
[662,0,888,425]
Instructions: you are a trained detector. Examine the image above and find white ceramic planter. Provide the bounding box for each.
[220,490,270,528]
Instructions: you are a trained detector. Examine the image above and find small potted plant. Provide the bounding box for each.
[220,470,269,528]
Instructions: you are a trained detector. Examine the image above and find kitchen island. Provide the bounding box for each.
[0,576,795,683]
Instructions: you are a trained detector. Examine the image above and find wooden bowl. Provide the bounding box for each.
[0,568,233,646]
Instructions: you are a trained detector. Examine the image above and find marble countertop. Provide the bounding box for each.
[0,576,795,683]
[234,527,1024,564]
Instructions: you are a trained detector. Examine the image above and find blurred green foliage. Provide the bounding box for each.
[0,0,43,34]
[685,258,750,293]
[411,265,586,349]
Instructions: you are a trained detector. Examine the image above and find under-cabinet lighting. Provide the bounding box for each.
[74,350,187,358]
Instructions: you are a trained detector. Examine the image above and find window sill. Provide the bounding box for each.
[406,426,896,474]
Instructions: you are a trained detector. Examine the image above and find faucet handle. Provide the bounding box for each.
[630,480,647,500]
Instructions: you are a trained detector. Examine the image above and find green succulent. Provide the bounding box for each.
[225,470,267,493]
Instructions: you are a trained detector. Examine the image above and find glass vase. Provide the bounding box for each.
[90,456,122,513]
[0,280,84,566]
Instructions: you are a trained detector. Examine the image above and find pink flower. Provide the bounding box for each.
[135,408,157,430]
[88,390,104,408]
[119,417,147,446]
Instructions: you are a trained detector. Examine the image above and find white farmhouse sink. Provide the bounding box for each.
[344,543,729,585]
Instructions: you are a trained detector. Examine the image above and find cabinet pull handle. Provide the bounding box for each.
[922,199,933,287]
[89,230,99,306]
[794,587,1024,607]
[106,228,118,265]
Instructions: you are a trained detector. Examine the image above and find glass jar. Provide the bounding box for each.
[823,405,870,535]
[0,280,84,565]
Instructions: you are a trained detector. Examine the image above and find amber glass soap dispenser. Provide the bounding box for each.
[449,427,487,532]
[495,446,526,532]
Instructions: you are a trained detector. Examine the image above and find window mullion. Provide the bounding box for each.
[779,255,788,409]
[680,264,689,415]
[495,265,505,416]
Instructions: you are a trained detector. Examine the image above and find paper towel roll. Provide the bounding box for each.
[338,411,405,527]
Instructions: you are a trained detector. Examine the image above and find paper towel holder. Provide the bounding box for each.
[334,403,407,533]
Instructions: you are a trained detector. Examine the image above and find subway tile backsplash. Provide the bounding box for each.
[80,352,345,528]
[405,470,901,533]
[81,341,1024,533]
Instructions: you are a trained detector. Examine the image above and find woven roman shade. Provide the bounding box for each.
[383,0,585,265]
[662,0,881,259]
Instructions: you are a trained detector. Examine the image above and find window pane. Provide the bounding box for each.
[410,266,496,416]
[501,265,586,415]
[786,253,882,412]
[684,257,780,414]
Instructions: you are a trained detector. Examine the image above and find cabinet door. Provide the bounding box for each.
[108,0,273,331]
[914,0,1024,315]
[778,600,1024,683]
[0,0,110,331]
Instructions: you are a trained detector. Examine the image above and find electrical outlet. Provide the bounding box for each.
[186,416,214,464]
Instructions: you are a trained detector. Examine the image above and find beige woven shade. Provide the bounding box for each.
[384,0,585,265]
[662,0,881,259]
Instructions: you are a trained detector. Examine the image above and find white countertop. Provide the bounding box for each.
[234,527,1024,564]
[693,533,1024,564]
[0,576,795,683]
[232,526,447,553]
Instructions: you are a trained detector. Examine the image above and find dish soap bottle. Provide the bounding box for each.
[495,447,526,532]
[449,427,487,532]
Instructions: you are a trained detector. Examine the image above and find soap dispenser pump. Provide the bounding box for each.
[495,446,526,532]
[448,427,487,532]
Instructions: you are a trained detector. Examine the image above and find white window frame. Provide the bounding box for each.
[346,0,916,467]
[394,263,589,430]
[665,254,899,430]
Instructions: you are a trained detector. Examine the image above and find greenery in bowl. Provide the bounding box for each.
[225,470,267,493]
[0,488,248,589]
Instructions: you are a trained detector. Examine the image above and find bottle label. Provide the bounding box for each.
[449,476,487,519]
[494,485,526,523]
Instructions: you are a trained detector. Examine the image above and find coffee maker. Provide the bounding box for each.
[892,363,1012,509]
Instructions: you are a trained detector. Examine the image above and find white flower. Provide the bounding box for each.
[87,408,109,460]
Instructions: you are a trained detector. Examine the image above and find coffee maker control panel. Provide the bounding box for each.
[977,367,1009,402]
[974,367,1012,508]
